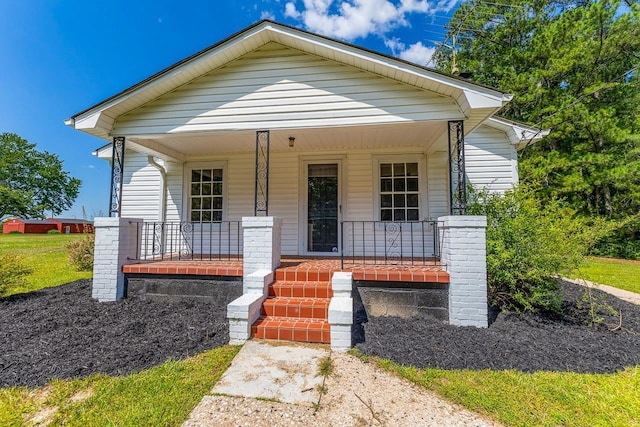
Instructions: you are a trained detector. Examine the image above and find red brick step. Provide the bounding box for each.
[251,316,330,343]
[268,280,333,298]
[262,297,329,319]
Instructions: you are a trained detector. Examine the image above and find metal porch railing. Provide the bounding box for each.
[133,220,242,261]
[340,220,440,268]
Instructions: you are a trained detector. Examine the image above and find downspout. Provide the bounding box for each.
[147,156,167,223]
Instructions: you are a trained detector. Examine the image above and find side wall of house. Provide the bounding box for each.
[464,125,518,193]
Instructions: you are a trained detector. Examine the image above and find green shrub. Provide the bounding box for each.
[0,253,32,296]
[467,186,605,314]
[47,229,61,234]
[8,230,21,234]
[66,234,95,271]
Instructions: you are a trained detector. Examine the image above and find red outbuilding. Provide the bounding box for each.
[2,219,57,234]
[2,218,94,234]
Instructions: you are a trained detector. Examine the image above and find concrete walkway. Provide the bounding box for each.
[564,277,640,305]
[211,340,327,404]
[183,340,498,426]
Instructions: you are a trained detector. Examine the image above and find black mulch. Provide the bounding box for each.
[357,281,640,373]
[0,280,229,388]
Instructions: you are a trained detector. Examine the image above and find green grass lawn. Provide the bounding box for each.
[577,257,640,294]
[0,233,92,295]
[0,346,240,427]
[373,358,639,427]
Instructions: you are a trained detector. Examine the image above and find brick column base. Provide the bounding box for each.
[92,217,142,302]
[438,216,488,327]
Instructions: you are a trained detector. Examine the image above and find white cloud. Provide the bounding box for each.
[261,10,276,20]
[384,38,434,66]
[397,41,435,65]
[283,0,447,41]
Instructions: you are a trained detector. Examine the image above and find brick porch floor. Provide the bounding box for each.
[122,256,449,283]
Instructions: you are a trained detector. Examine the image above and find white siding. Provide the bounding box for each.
[112,43,462,135]
[427,151,449,219]
[121,150,161,220]
[465,126,518,192]
[345,152,373,221]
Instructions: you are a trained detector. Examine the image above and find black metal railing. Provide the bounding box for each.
[340,220,440,268]
[133,221,242,261]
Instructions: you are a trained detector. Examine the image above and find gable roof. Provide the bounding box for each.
[66,20,512,140]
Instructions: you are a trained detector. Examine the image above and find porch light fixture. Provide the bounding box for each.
[288,136,295,147]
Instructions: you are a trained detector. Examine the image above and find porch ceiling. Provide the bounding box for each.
[126,121,448,160]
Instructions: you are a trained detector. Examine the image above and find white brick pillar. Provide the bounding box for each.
[241,216,282,282]
[92,217,142,302]
[227,217,282,344]
[438,216,488,327]
[329,272,353,351]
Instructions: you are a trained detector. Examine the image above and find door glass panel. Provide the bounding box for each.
[307,164,338,252]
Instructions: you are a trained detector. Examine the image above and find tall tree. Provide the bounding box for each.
[434,0,640,218]
[0,133,81,219]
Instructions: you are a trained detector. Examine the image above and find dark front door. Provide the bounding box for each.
[307,163,339,253]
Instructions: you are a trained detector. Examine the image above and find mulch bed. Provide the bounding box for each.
[357,281,640,374]
[0,280,229,388]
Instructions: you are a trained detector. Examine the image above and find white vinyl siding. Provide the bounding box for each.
[427,152,449,219]
[465,126,518,192]
[120,150,161,220]
[112,43,463,135]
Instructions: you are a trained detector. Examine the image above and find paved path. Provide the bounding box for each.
[183,340,498,426]
[564,277,640,305]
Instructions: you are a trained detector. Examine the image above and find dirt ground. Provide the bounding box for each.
[357,281,640,373]
[0,280,229,387]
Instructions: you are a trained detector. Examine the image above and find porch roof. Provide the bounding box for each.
[67,20,512,147]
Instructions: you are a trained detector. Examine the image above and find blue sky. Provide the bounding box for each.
[0,0,459,219]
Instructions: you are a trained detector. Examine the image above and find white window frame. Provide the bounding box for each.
[183,161,228,223]
[373,155,427,222]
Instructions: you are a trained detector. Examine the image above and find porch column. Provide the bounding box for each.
[92,217,142,302]
[438,215,488,327]
[448,120,467,215]
[109,136,126,217]
[254,130,270,216]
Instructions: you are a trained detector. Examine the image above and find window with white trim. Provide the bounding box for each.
[380,162,419,221]
[190,168,223,222]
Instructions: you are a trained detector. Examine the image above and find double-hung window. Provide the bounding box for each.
[190,168,223,222]
[379,162,419,221]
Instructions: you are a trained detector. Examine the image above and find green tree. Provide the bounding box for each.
[0,133,81,219]
[434,0,640,219]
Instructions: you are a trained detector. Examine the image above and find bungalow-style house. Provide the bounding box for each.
[66,21,544,350]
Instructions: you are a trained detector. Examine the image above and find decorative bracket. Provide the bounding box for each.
[109,137,126,217]
[254,130,270,216]
[448,121,467,215]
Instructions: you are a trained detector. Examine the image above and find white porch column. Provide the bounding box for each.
[92,217,142,302]
[227,216,282,344]
[438,215,488,327]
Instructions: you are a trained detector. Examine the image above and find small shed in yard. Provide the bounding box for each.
[2,219,57,234]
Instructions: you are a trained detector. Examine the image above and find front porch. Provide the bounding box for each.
[93,215,487,350]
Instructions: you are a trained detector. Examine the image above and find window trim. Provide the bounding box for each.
[373,155,427,222]
[183,161,228,223]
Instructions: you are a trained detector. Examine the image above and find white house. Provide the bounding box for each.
[67,21,545,350]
